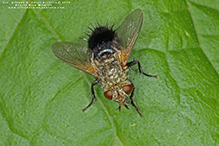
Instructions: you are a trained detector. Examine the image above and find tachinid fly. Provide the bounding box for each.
[52,9,157,117]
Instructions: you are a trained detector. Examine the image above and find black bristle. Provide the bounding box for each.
[88,25,115,50]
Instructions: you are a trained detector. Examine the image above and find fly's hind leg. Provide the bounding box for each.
[126,60,157,78]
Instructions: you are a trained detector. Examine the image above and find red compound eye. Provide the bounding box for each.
[104,90,113,99]
[123,85,133,94]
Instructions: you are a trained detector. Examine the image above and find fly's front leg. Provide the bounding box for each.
[128,82,143,117]
[82,79,100,112]
[126,60,157,78]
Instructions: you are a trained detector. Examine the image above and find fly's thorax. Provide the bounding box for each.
[94,54,128,89]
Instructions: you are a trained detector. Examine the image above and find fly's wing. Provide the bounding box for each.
[116,9,143,66]
[52,42,98,77]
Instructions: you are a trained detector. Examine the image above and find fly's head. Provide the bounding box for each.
[103,82,133,111]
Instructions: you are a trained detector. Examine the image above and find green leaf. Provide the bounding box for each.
[1,0,219,145]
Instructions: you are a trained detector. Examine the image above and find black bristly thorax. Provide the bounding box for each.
[88,26,117,60]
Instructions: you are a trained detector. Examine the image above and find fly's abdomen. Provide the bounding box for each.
[88,26,120,60]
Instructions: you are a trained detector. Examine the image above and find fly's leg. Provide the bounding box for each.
[82,79,99,112]
[125,60,157,117]
[117,102,129,112]
[126,60,157,78]
[126,82,143,117]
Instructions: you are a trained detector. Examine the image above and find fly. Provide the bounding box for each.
[52,9,157,117]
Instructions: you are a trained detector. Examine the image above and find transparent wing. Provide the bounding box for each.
[52,42,98,77]
[116,9,143,66]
